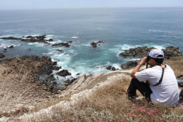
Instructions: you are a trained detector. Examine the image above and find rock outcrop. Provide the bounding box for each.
[8,45,14,48]
[52,41,73,48]
[106,66,116,71]
[57,70,71,77]
[119,46,182,59]
[91,41,104,48]
[0,53,5,59]
[0,35,53,43]
[0,55,64,93]
[56,49,64,53]
[121,60,140,69]
[163,46,182,59]
[119,46,154,58]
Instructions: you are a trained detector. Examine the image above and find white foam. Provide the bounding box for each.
[0,43,8,48]
[49,40,63,44]
[51,54,71,68]
[46,35,54,38]
[121,44,141,51]
[0,43,20,48]
[71,36,78,39]
[71,63,108,76]
[43,51,65,55]
[12,44,21,47]
[149,45,164,49]
[111,63,121,69]
[148,29,173,34]
[67,50,78,56]
[51,58,58,62]
[119,44,165,51]
[28,42,45,47]
[109,44,139,56]
[81,43,90,47]
[31,34,40,37]
[109,48,121,54]
[45,35,54,40]
[0,34,22,38]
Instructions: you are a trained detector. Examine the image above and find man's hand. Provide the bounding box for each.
[131,56,147,79]
[140,57,148,65]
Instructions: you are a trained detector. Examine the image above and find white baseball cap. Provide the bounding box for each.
[147,49,164,59]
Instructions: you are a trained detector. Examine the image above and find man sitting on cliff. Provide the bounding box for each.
[127,48,179,106]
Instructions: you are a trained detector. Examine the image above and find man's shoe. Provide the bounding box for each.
[128,93,138,101]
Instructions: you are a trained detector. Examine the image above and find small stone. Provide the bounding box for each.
[58,90,62,94]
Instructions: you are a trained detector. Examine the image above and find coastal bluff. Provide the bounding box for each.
[0,46,183,120]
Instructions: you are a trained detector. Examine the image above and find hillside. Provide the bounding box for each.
[0,56,183,122]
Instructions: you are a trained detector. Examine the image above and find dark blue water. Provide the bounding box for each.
[0,7,183,78]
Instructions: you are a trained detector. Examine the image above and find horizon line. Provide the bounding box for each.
[0,6,183,11]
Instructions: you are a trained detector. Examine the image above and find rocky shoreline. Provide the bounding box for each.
[1,46,182,87]
[0,45,182,118]
[0,55,75,93]
[119,46,182,59]
[1,35,183,90]
[0,35,107,93]
[106,46,183,70]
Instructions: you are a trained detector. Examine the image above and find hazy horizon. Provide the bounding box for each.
[0,0,183,10]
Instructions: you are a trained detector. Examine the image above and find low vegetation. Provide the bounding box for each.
[1,56,183,121]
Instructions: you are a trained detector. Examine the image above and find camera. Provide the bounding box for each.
[146,56,150,69]
[146,56,150,63]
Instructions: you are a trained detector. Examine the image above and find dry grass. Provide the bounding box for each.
[25,56,183,122]
[1,56,183,122]
[0,64,55,118]
[20,75,183,122]
[164,56,183,77]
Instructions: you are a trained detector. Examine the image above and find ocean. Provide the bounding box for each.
[0,7,183,80]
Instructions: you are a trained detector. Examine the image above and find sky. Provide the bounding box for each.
[0,0,183,10]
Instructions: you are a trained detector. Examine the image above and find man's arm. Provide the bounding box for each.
[131,57,147,79]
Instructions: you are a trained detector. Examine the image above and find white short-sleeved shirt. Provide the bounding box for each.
[135,65,179,106]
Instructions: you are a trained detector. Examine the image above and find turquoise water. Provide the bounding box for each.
[0,7,183,78]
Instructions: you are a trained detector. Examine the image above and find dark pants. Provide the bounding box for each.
[127,79,152,102]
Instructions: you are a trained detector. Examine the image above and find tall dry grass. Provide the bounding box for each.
[164,56,183,77]
[0,67,29,117]
[24,74,183,122]
[2,56,183,122]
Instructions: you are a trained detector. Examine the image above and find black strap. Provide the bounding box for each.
[152,67,165,86]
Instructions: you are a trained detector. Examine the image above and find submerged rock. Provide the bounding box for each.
[0,53,5,59]
[106,66,116,71]
[57,70,71,76]
[9,45,14,48]
[91,41,104,48]
[52,41,73,48]
[56,49,64,53]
